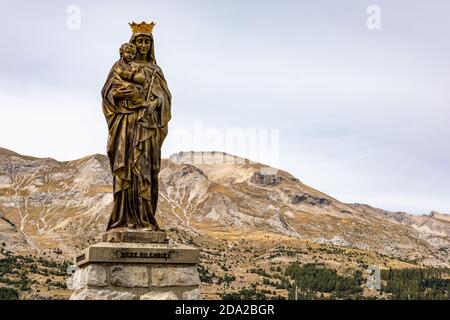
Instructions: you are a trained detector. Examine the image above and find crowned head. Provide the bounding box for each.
[129,21,155,36]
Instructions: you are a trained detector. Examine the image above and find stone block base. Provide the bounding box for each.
[69,241,201,300]
[102,229,168,244]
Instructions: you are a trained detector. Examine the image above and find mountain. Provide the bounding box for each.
[349,203,450,237]
[0,148,449,299]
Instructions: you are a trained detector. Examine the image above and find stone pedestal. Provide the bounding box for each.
[101,229,168,244]
[69,231,201,300]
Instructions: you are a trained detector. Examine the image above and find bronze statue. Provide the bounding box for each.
[101,21,171,231]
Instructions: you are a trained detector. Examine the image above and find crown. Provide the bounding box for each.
[129,21,156,34]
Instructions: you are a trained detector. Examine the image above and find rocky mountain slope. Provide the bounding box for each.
[349,203,450,237]
[0,148,449,263]
[0,148,449,299]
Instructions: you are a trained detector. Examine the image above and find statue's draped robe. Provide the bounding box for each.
[101,62,171,230]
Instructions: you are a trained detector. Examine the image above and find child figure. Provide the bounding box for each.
[111,43,146,109]
[112,42,160,128]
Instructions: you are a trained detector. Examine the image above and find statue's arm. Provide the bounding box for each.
[106,63,134,100]
[111,87,134,99]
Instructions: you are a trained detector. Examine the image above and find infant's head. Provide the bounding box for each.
[119,43,137,62]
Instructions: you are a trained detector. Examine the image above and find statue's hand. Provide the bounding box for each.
[131,65,139,73]
[143,98,160,115]
[113,87,134,99]
[151,96,163,108]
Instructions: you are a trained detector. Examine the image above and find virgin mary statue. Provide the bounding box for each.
[101,22,172,231]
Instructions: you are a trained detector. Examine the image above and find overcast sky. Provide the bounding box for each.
[0,0,449,214]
